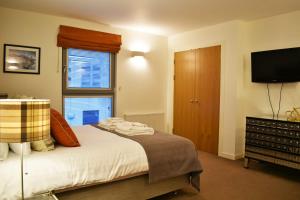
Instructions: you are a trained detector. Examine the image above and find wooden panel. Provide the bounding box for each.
[195,46,221,154]
[173,46,221,154]
[173,50,197,146]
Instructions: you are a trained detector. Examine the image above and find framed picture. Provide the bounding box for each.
[3,44,41,74]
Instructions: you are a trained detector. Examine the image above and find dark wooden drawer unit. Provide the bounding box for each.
[245,117,300,169]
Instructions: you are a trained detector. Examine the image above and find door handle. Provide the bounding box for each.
[190,99,199,103]
[190,99,200,103]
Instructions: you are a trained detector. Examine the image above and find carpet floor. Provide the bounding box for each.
[152,151,300,200]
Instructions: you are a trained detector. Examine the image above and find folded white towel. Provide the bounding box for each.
[98,118,154,136]
[131,122,147,127]
[115,122,134,131]
[99,118,126,130]
[98,123,114,131]
[115,128,154,136]
[115,122,154,136]
[106,117,124,122]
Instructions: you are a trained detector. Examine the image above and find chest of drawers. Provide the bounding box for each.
[245,117,300,169]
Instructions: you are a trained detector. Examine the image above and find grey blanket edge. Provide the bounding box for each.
[92,125,203,191]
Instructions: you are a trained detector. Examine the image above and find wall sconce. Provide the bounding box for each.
[131,51,145,57]
[129,50,147,69]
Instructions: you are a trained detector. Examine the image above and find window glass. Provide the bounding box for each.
[63,48,115,126]
[64,97,112,126]
[67,48,110,89]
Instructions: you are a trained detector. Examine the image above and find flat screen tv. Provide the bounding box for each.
[251,47,300,83]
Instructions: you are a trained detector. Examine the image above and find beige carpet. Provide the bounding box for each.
[152,151,300,200]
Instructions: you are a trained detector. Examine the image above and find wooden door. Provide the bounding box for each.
[173,46,221,155]
[173,50,197,146]
[195,45,221,154]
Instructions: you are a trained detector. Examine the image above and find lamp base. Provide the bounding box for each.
[21,143,24,200]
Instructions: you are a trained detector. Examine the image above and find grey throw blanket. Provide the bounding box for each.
[93,125,203,191]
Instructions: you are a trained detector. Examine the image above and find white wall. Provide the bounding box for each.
[243,11,300,118]
[167,21,245,159]
[167,11,300,159]
[240,11,300,153]
[0,7,168,130]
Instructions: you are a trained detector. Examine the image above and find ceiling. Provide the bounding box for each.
[0,0,300,36]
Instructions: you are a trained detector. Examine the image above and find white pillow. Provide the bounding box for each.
[0,143,9,161]
[9,142,31,155]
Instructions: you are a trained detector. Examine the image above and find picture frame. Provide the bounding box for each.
[3,44,41,74]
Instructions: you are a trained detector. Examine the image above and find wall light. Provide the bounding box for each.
[129,40,151,53]
[131,51,145,58]
[129,50,148,70]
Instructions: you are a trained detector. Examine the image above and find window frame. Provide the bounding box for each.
[62,48,116,120]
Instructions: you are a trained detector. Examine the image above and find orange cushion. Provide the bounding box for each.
[50,108,80,147]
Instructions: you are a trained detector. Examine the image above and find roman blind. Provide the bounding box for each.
[57,25,122,53]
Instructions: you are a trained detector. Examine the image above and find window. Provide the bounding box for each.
[63,48,115,126]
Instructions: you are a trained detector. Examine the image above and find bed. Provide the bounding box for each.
[0,125,202,200]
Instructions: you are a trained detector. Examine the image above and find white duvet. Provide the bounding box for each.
[0,125,149,200]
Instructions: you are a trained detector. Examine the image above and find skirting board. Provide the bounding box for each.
[219,152,244,160]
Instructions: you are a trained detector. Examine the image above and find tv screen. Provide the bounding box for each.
[251,47,300,83]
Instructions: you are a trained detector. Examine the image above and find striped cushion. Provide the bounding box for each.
[50,109,80,147]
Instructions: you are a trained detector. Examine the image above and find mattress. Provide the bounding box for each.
[0,125,149,200]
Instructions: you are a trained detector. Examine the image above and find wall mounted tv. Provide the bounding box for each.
[251,47,300,83]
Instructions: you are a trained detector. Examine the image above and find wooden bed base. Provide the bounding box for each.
[55,174,192,200]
